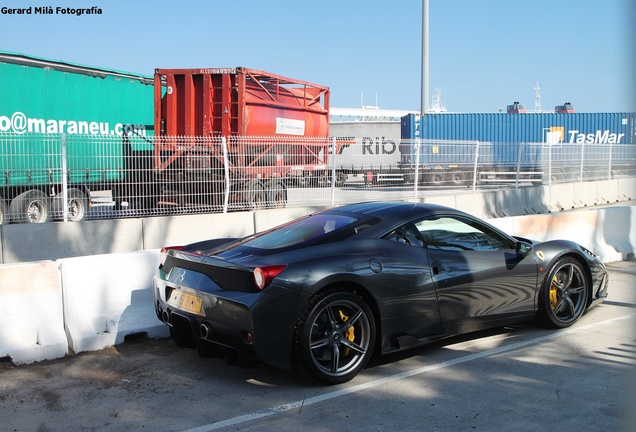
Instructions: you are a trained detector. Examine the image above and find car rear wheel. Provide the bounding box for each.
[292,290,375,385]
[537,257,589,328]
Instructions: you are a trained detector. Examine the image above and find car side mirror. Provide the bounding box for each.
[515,241,533,257]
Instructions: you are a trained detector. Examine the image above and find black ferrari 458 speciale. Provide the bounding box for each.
[154,202,608,384]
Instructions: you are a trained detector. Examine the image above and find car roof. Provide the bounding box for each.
[326,201,463,225]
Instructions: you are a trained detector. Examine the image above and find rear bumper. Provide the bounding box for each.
[154,275,257,358]
[153,271,310,370]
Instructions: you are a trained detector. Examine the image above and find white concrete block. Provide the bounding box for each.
[59,250,168,354]
[0,261,68,364]
[143,212,256,249]
[423,195,457,210]
[596,180,620,204]
[573,181,599,208]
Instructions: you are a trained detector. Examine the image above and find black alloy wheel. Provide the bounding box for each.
[293,290,375,385]
[537,257,589,328]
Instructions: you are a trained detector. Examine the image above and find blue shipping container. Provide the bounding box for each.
[401,112,636,170]
[402,113,635,144]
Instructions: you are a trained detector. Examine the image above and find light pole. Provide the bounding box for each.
[421,0,429,116]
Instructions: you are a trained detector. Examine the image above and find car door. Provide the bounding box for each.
[415,215,538,334]
[377,224,443,348]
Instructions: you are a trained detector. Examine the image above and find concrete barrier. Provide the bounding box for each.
[547,182,577,211]
[595,179,621,205]
[0,261,68,364]
[617,177,636,201]
[488,205,636,263]
[1,218,144,263]
[59,249,168,354]
[494,189,528,217]
[522,186,550,214]
[456,191,501,220]
[596,206,636,261]
[143,211,257,250]
[421,194,457,210]
[573,182,599,208]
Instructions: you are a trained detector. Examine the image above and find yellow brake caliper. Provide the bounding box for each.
[338,309,355,355]
[550,275,559,309]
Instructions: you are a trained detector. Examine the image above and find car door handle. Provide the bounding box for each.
[432,265,445,275]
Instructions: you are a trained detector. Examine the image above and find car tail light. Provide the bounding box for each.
[160,246,185,266]
[253,265,287,291]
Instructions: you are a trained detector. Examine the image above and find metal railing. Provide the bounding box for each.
[0,133,634,223]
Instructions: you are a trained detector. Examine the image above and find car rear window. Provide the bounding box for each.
[243,214,359,249]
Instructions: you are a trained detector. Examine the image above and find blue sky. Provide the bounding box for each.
[1,0,634,113]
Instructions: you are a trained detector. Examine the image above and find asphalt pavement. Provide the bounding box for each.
[1,261,635,432]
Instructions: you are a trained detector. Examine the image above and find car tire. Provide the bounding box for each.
[536,257,589,328]
[292,290,375,385]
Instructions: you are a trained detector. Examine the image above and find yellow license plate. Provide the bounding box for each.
[168,290,203,315]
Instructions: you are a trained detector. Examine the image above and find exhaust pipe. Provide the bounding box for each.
[161,310,171,324]
[200,322,214,339]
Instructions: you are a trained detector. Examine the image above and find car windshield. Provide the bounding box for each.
[243,214,359,249]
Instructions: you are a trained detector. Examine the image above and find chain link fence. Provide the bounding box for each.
[1,132,634,223]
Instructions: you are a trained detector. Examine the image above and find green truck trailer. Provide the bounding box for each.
[1,52,333,224]
[0,51,154,223]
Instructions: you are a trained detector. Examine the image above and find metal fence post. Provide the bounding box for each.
[515,142,523,189]
[331,137,336,205]
[471,141,480,192]
[608,142,614,179]
[61,133,68,222]
[579,142,585,182]
[548,142,553,185]
[413,138,420,199]
[221,136,230,213]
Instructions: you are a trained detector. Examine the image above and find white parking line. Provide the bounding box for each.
[182,313,636,432]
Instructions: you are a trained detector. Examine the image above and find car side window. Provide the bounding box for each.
[384,223,425,247]
[414,216,510,251]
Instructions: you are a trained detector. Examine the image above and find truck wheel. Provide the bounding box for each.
[264,180,287,208]
[10,190,51,223]
[548,169,565,183]
[403,172,415,184]
[335,172,348,187]
[316,175,330,188]
[243,180,265,210]
[54,188,88,222]
[428,171,446,186]
[295,175,311,188]
[0,198,9,225]
[449,170,467,186]
[593,169,611,181]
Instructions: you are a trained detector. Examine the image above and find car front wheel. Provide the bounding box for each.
[537,257,589,328]
[292,290,375,385]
